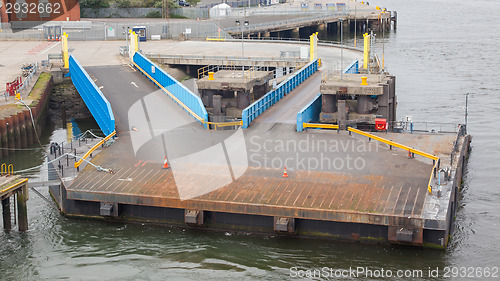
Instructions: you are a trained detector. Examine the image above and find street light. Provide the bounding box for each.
[236,20,249,77]
[339,18,344,81]
[354,1,357,47]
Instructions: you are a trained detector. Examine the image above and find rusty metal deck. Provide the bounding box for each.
[66,129,456,226]
[64,64,457,228]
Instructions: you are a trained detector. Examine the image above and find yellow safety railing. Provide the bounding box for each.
[134,61,243,131]
[74,131,116,168]
[0,178,28,194]
[206,120,243,130]
[303,123,339,130]
[347,127,439,161]
[206,36,227,41]
[347,127,440,195]
[1,163,14,176]
[428,160,439,194]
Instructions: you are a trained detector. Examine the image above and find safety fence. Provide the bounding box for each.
[242,59,318,129]
[3,63,39,100]
[132,52,209,128]
[296,93,321,132]
[68,55,115,136]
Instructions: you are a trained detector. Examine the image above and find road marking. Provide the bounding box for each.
[131,82,138,88]
[40,42,61,54]
[118,178,133,182]
[99,86,104,90]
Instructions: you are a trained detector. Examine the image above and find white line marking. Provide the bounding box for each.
[40,42,61,54]
[99,86,104,90]
[131,82,138,88]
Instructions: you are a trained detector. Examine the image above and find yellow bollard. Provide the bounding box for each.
[62,32,69,68]
[318,58,322,67]
[208,72,214,80]
[309,32,318,61]
[360,77,368,85]
[363,33,370,69]
[376,6,380,10]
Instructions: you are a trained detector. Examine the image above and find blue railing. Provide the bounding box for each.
[68,55,115,135]
[242,59,319,128]
[132,52,208,128]
[296,93,322,132]
[343,60,359,74]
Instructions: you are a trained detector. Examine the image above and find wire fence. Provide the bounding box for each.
[0,21,229,40]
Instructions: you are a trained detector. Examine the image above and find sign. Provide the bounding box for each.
[186,28,192,34]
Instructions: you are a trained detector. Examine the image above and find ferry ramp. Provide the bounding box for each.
[61,57,459,247]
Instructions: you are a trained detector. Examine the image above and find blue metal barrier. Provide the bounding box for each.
[343,60,359,74]
[296,93,322,132]
[242,59,318,129]
[132,52,208,128]
[68,55,115,135]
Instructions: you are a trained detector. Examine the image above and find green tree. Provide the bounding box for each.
[80,0,110,8]
[115,0,132,8]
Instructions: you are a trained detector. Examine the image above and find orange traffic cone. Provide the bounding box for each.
[163,156,170,169]
[282,167,288,178]
[408,149,413,159]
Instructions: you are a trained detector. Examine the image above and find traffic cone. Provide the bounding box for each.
[408,149,413,159]
[282,167,288,178]
[163,156,170,169]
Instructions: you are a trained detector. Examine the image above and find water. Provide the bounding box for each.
[2,0,500,279]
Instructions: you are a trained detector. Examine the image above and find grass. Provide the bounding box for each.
[28,72,52,106]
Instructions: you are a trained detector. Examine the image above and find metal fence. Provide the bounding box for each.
[0,21,228,40]
[242,59,318,128]
[81,7,210,20]
[69,55,116,135]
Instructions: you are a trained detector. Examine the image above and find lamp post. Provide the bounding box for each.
[236,20,249,77]
[354,1,357,47]
[340,18,344,81]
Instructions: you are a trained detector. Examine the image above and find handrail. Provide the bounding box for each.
[74,131,116,168]
[133,61,206,124]
[347,127,440,161]
[134,60,244,130]
[428,160,439,194]
[303,123,339,130]
[0,178,28,194]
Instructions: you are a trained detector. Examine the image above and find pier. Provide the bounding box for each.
[1,173,29,231]
[39,31,471,248]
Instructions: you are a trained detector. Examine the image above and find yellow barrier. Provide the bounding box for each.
[428,160,439,194]
[74,131,116,168]
[347,127,439,161]
[206,120,243,130]
[303,123,339,130]
[347,127,440,194]
[0,178,28,194]
[206,37,226,41]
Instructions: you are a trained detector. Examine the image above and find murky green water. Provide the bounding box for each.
[2,0,500,279]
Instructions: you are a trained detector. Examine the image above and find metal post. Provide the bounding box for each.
[465,93,469,128]
[16,185,28,231]
[2,198,11,230]
[354,1,357,47]
[340,18,344,81]
[382,17,385,70]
